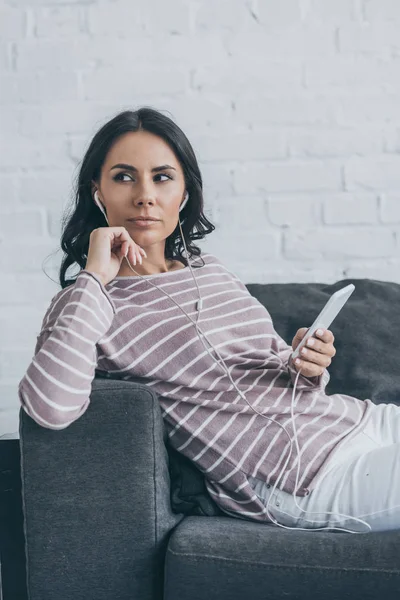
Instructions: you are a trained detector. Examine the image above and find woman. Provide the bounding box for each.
[18,107,400,534]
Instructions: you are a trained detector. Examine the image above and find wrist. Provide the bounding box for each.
[82,269,106,287]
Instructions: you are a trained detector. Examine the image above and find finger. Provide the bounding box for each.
[298,327,309,339]
[112,228,144,259]
[298,347,331,367]
[126,243,136,265]
[315,328,334,343]
[294,359,323,378]
[304,337,334,356]
[125,241,145,265]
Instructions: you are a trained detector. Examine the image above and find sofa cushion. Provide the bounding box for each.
[164,516,400,600]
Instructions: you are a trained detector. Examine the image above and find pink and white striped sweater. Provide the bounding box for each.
[18,252,373,523]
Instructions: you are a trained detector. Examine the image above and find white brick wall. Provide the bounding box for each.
[2,0,400,434]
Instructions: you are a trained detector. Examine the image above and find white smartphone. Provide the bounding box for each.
[291,284,355,361]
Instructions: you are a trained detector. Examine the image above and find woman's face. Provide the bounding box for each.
[92,130,186,250]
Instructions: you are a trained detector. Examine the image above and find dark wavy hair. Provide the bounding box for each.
[56,106,215,289]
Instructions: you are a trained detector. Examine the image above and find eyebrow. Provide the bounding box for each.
[110,163,176,173]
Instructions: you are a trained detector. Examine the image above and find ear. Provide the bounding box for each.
[91,180,98,199]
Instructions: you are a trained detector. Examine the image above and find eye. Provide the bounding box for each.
[113,173,132,182]
[155,173,172,182]
[113,172,172,182]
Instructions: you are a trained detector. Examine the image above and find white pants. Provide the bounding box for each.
[248,401,400,533]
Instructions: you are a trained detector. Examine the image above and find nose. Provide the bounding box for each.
[134,190,156,207]
[136,197,154,206]
[133,180,157,206]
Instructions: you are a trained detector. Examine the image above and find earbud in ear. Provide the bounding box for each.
[94,190,109,225]
[179,192,189,212]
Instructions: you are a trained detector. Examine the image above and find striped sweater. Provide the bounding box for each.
[18,252,373,523]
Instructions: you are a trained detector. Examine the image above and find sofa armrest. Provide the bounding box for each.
[19,378,184,600]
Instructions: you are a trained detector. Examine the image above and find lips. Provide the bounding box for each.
[129,218,159,222]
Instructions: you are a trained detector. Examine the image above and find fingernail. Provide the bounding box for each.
[295,359,300,365]
[316,329,323,336]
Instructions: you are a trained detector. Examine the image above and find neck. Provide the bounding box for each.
[117,257,178,277]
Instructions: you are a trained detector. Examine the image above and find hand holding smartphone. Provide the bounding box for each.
[291,284,355,361]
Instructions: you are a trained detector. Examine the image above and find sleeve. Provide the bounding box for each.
[18,270,116,430]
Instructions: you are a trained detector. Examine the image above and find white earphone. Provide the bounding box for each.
[90,189,372,534]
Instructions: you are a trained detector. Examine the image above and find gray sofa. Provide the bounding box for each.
[19,277,400,600]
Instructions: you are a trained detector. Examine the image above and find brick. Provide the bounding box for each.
[201,230,281,265]
[0,273,60,307]
[17,71,80,104]
[267,194,322,227]
[284,228,395,260]
[322,193,378,224]
[0,349,35,380]
[193,131,287,161]
[0,5,26,40]
[224,26,336,60]
[33,5,85,37]
[0,209,45,237]
[89,0,190,35]
[15,39,94,70]
[344,260,400,283]
[87,0,145,34]
[18,171,73,209]
[0,135,70,168]
[0,306,46,347]
[0,42,13,71]
[194,0,260,32]
[235,94,338,126]
[383,128,400,153]
[83,67,189,101]
[200,162,235,196]
[210,195,269,232]
[85,32,227,68]
[336,93,400,125]
[365,0,400,22]
[0,239,60,274]
[380,193,400,223]
[0,107,20,135]
[304,56,400,89]
[7,0,87,4]
[256,0,302,27]
[344,156,400,190]
[0,75,19,105]
[17,103,116,135]
[160,95,238,134]
[193,62,303,94]
[287,127,382,158]
[233,161,342,194]
[306,0,361,22]
[338,23,400,56]
[240,263,347,285]
[0,175,18,206]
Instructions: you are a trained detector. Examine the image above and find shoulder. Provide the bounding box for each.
[200,253,249,291]
[40,271,101,331]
